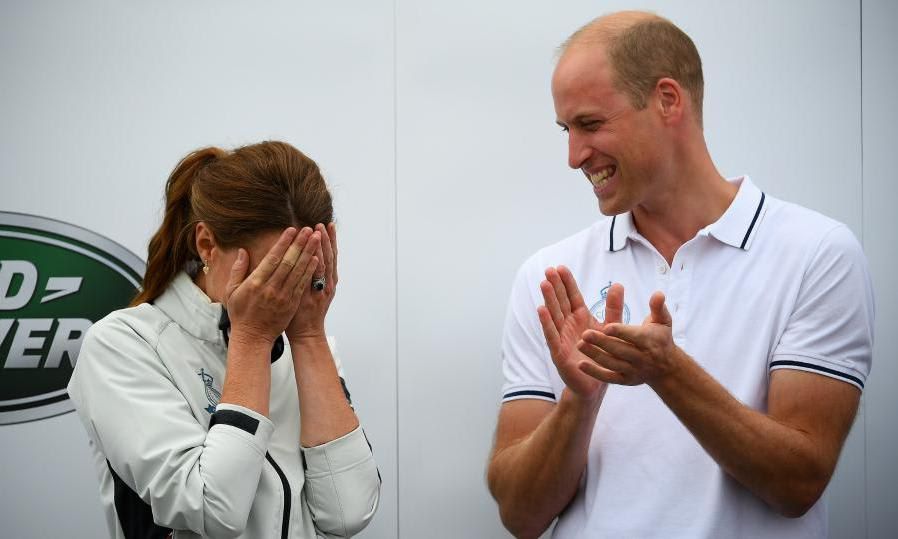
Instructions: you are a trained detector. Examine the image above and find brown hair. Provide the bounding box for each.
[563,12,705,125]
[131,141,333,305]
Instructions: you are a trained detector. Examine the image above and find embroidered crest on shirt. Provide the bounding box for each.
[589,282,631,323]
[197,368,221,414]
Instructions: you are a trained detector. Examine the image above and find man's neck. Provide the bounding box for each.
[631,152,737,265]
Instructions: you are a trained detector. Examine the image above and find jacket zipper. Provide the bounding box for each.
[266,453,291,539]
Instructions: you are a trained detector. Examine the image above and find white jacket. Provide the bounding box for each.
[68,272,381,538]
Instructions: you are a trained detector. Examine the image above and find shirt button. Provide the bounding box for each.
[659,265,668,275]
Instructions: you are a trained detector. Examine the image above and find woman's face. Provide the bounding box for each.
[194,223,282,304]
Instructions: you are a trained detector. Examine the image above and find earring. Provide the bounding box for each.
[202,260,210,275]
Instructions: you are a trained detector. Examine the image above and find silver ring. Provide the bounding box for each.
[312,276,326,291]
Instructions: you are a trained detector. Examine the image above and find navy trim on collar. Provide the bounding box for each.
[704,176,768,250]
[607,212,635,252]
[740,192,766,250]
[609,215,616,252]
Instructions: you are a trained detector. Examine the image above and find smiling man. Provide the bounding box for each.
[487,11,874,539]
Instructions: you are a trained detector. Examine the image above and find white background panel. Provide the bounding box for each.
[1,0,896,537]
[0,1,397,538]
[396,1,868,538]
[862,0,898,537]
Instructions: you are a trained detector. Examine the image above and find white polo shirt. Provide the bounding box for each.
[500,176,874,538]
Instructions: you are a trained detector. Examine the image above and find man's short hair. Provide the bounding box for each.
[563,13,705,125]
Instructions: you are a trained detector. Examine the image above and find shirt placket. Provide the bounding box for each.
[668,244,694,348]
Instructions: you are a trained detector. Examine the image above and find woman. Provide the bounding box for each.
[68,141,380,538]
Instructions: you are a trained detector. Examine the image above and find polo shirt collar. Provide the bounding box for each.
[703,175,767,250]
[608,211,635,252]
[606,176,767,252]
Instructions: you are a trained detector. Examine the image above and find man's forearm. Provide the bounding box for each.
[488,389,603,538]
[650,352,840,517]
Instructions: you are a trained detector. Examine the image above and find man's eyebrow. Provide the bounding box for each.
[556,115,600,128]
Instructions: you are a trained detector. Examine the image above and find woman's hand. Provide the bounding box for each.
[224,227,321,347]
[286,222,338,343]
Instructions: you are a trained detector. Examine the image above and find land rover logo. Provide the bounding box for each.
[0,212,145,425]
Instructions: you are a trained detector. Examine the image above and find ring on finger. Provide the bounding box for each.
[312,275,326,291]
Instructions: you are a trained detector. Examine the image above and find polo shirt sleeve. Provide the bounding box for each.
[500,258,558,403]
[770,224,875,390]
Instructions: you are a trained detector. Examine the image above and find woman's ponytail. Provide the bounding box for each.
[131,147,224,305]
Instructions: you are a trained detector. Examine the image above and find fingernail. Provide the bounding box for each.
[237,250,246,262]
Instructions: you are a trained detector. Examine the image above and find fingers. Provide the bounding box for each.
[328,222,338,284]
[318,223,337,288]
[649,291,672,326]
[223,249,248,306]
[578,360,628,385]
[313,231,325,280]
[546,267,572,316]
[296,254,319,299]
[577,337,633,373]
[285,229,321,295]
[603,283,625,325]
[583,327,643,358]
[556,266,587,312]
[251,227,298,286]
[269,228,310,288]
[540,279,564,331]
[537,305,562,357]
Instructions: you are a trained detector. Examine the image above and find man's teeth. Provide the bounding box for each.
[590,168,614,187]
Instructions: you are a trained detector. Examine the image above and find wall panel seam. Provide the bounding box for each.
[393,0,401,537]
[859,1,869,538]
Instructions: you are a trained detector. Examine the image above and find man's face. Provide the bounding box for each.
[552,45,665,216]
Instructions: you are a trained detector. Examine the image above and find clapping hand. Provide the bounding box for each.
[537,266,623,400]
[577,291,682,386]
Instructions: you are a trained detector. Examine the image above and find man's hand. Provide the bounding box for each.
[537,266,623,399]
[576,290,685,386]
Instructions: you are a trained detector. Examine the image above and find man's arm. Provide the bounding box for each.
[488,267,622,538]
[488,391,601,538]
[579,292,861,517]
[654,355,859,516]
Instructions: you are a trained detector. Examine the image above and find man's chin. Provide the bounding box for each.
[597,198,624,217]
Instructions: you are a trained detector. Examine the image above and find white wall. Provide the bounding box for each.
[862,0,898,537]
[0,2,398,537]
[1,1,895,538]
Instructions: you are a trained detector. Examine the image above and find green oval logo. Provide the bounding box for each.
[0,212,145,425]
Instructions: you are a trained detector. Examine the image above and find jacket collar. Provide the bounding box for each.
[607,176,767,252]
[154,272,225,344]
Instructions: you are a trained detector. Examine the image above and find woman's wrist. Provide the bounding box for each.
[287,328,327,346]
[228,326,277,350]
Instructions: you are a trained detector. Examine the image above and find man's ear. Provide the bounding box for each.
[194,222,216,264]
[655,77,684,124]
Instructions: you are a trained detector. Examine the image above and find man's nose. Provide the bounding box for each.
[567,131,590,170]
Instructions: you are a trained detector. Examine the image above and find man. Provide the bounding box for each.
[487,11,874,538]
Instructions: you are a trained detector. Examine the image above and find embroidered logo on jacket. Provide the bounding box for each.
[589,282,631,324]
[197,368,221,414]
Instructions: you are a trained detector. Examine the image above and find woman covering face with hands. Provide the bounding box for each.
[68,141,380,539]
